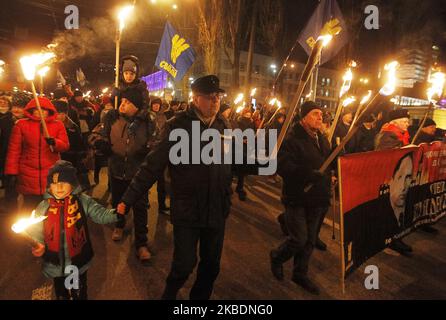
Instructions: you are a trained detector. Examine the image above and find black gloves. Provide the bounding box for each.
[45,137,56,146]
[308,170,326,184]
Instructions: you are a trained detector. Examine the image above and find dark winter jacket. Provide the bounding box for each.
[103,109,155,180]
[347,124,377,153]
[111,80,150,110]
[413,131,437,145]
[121,107,233,228]
[0,112,14,173]
[277,121,332,208]
[332,121,350,145]
[61,119,85,166]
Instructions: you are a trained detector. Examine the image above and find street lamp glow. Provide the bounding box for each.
[172,4,178,9]
[270,64,277,70]
[102,87,109,94]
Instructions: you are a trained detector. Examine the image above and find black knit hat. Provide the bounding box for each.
[423,118,436,128]
[300,100,322,118]
[121,55,139,76]
[151,97,162,106]
[120,86,144,109]
[47,160,79,187]
[388,109,410,122]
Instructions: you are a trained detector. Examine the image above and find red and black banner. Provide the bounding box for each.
[340,142,446,277]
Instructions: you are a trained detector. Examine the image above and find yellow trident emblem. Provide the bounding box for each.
[171,34,190,64]
[306,18,342,48]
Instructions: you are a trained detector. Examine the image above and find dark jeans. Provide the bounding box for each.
[157,173,167,209]
[162,224,226,300]
[272,206,327,276]
[111,176,148,249]
[53,271,88,300]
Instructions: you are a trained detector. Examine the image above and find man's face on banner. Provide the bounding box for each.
[389,155,413,209]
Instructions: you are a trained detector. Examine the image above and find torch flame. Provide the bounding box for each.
[317,34,333,47]
[379,61,399,96]
[118,5,134,32]
[427,71,445,103]
[0,59,4,66]
[360,90,372,105]
[236,106,244,113]
[37,66,50,77]
[342,96,356,107]
[234,93,244,105]
[11,210,47,234]
[20,52,55,81]
[102,88,109,94]
[339,68,353,98]
[250,88,257,97]
[83,90,92,98]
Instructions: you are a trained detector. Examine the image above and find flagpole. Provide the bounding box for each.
[269,35,333,161]
[114,27,121,109]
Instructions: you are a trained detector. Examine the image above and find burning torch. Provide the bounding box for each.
[20,52,56,151]
[327,63,355,143]
[115,5,134,109]
[11,210,47,248]
[411,70,445,144]
[270,34,335,161]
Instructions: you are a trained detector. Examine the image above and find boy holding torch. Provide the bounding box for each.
[26,160,124,300]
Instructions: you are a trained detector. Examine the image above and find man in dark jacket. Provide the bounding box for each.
[103,86,155,262]
[270,101,331,295]
[0,95,13,190]
[117,75,232,300]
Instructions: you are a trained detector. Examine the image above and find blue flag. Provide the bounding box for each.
[297,0,348,65]
[155,21,196,81]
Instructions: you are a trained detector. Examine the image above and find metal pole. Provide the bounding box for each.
[411,103,433,144]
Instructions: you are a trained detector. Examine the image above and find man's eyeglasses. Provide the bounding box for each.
[197,93,224,101]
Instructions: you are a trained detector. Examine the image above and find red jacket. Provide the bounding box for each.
[5,98,70,195]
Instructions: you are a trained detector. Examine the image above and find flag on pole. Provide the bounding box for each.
[155,21,196,81]
[56,69,66,86]
[298,0,348,65]
[76,68,87,87]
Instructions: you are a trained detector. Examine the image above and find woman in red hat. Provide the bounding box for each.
[4,97,70,213]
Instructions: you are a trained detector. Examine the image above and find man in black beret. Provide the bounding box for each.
[117,75,233,300]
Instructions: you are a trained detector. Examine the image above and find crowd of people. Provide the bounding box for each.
[0,53,442,300]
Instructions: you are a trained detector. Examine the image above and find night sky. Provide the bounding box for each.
[1,0,445,88]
